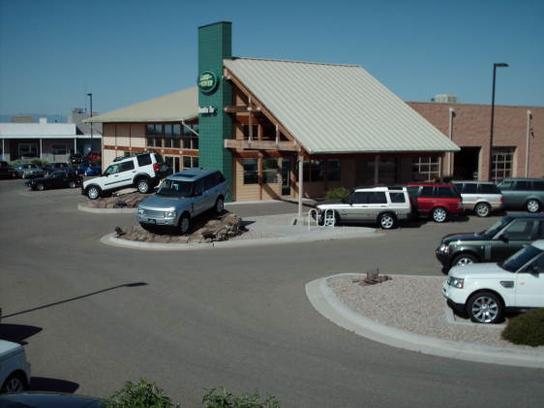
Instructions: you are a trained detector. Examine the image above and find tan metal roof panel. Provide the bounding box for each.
[84,87,198,123]
[224,58,459,154]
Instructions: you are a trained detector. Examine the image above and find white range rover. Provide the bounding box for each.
[443,240,544,324]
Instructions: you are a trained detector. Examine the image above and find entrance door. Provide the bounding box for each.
[454,147,480,180]
[281,159,291,196]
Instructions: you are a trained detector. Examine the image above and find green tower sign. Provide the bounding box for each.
[198,21,233,199]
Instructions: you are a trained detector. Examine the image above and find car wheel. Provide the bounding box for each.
[526,199,541,213]
[136,178,150,194]
[474,202,491,217]
[36,183,45,191]
[68,181,76,188]
[1,373,26,393]
[378,213,396,229]
[467,291,503,324]
[215,196,224,214]
[431,207,448,223]
[453,253,477,267]
[86,186,100,200]
[179,213,191,235]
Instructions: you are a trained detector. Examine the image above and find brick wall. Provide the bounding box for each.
[409,102,544,180]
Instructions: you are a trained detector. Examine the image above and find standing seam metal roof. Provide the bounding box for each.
[224,57,460,154]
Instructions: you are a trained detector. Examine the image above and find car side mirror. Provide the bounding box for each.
[499,234,509,243]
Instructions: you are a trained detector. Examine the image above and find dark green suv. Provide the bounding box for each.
[435,213,544,272]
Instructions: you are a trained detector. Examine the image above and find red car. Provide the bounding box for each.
[406,183,463,223]
[86,151,101,162]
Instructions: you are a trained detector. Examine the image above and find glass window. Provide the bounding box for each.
[462,183,477,194]
[263,158,279,183]
[327,160,341,182]
[192,137,199,150]
[502,245,542,273]
[491,147,514,182]
[412,157,440,182]
[242,159,258,184]
[193,156,199,168]
[183,156,192,169]
[533,181,544,191]
[437,187,458,198]
[368,192,387,204]
[503,220,538,241]
[120,161,135,172]
[478,183,500,194]
[515,181,531,191]
[497,180,514,190]
[351,192,369,204]
[51,144,68,155]
[389,192,406,203]
[420,186,434,197]
[157,179,194,197]
[104,163,121,176]
[137,154,152,166]
[183,137,192,149]
[310,160,324,182]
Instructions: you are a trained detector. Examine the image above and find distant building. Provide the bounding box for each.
[432,94,458,104]
[0,117,101,162]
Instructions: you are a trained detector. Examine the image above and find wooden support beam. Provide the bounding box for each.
[224,139,299,152]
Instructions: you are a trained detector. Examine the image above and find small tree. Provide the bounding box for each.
[105,379,176,408]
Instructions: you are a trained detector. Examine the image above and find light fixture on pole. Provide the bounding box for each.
[488,63,508,181]
[87,93,93,154]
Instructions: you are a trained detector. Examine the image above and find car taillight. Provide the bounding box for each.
[500,196,505,204]
[153,163,160,172]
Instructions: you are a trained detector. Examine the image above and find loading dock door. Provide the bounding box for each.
[454,147,480,180]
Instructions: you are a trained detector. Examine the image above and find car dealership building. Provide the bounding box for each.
[87,21,542,203]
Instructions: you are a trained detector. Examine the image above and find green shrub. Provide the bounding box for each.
[324,187,350,201]
[202,387,280,408]
[502,309,544,347]
[30,159,49,167]
[105,379,176,408]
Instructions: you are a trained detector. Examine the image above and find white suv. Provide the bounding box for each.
[316,186,412,229]
[82,152,169,200]
[0,340,31,393]
[443,240,544,324]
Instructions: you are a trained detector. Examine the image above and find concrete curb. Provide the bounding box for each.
[77,203,137,214]
[305,274,544,369]
[100,228,378,252]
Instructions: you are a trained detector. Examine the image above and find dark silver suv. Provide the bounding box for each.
[497,178,544,213]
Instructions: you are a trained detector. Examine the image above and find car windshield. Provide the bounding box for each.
[500,245,543,273]
[480,218,508,236]
[157,179,193,197]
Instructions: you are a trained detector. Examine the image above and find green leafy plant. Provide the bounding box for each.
[105,379,177,408]
[202,387,280,408]
[502,309,544,347]
[324,187,350,201]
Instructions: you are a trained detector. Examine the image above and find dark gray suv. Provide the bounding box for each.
[497,178,544,213]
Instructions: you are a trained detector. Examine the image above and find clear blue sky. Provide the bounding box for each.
[1,0,543,116]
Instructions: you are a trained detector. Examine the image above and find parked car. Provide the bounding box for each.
[0,161,16,179]
[69,152,84,165]
[43,162,71,176]
[497,178,544,213]
[25,170,82,191]
[453,180,503,217]
[0,340,31,393]
[436,213,544,272]
[0,393,104,407]
[137,169,228,234]
[82,152,169,200]
[14,164,44,179]
[85,151,101,162]
[406,183,463,223]
[315,186,411,229]
[442,240,544,323]
[75,161,101,177]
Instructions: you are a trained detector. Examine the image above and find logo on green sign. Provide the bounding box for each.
[198,71,218,93]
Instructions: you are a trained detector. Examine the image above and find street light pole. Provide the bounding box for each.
[488,63,508,181]
[87,93,93,154]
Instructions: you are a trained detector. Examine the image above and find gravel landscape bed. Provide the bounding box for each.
[328,274,543,350]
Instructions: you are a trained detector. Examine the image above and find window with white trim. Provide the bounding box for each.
[412,157,440,182]
[492,147,514,182]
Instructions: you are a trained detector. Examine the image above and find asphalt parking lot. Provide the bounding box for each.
[1,179,543,407]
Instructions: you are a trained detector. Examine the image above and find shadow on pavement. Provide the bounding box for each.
[0,324,42,345]
[1,282,148,320]
[30,377,79,393]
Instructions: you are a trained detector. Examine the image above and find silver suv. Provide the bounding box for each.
[137,169,228,234]
[453,181,503,217]
[316,186,412,229]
